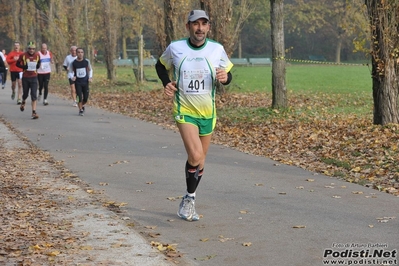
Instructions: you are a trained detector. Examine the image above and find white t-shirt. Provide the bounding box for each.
[159,38,233,119]
[63,54,77,78]
[0,52,5,61]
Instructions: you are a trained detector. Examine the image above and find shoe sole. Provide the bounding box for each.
[177,211,199,221]
[177,212,193,221]
[20,106,25,112]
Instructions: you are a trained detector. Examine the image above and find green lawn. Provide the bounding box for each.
[53,63,373,117]
[229,64,372,94]
[82,63,372,94]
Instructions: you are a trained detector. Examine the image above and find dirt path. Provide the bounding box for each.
[0,118,173,266]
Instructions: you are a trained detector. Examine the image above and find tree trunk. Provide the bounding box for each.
[335,36,342,63]
[366,0,399,125]
[163,0,175,46]
[101,0,118,80]
[67,0,78,45]
[122,36,127,59]
[19,2,28,47]
[270,0,287,109]
[371,58,399,125]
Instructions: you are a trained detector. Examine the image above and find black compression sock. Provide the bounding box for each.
[194,168,203,191]
[185,161,199,194]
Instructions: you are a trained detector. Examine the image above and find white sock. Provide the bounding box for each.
[186,192,196,198]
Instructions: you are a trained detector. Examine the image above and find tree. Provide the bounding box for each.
[365,0,399,125]
[155,0,190,54]
[200,0,256,56]
[101,0,120,80]
[198,0,256,93]
[285,0,367,63]
[270,0,287,109]
[67,0,79,45]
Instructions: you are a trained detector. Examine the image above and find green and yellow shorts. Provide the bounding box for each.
[174,115,216,136]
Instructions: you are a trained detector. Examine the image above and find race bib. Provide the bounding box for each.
[27,62,37,71]
[182,69,212,95]
[41,62,50,70]
[76,67,87,78]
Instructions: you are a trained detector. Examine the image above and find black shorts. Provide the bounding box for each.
[68,78,75,85]
[11,71,22,82]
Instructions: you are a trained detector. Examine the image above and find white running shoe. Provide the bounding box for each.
[43,99,48,106]
[73,101,78,107]
[177,195,199,221]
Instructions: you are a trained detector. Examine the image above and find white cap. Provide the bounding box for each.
[188,10,209,22]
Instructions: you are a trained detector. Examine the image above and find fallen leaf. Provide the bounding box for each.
[194,254,217,261]
[145,225,157,230]
[47,250,60,256]
[293,225,306,228]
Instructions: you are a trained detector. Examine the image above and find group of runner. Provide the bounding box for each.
[0,42,93,119]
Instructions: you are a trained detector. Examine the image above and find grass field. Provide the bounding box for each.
[57,63,373,94]
[53,63,373,117]
[54,62,372,93]
[52,63,374,117]
[229,64,372,93]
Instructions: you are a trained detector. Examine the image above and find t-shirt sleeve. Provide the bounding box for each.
[219,48,234,73]
[159,45,173,70]
[63,56,68,67]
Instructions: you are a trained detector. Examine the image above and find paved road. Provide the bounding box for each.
[1,84,398,266]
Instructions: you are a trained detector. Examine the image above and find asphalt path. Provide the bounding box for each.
[0,83,398,266]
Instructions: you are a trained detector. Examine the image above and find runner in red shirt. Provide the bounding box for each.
[6,42,24,104]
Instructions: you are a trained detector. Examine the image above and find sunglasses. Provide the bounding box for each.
[28,48,35,50]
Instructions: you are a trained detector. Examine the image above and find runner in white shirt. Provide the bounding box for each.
[0,51,7,89]
[0,51,6,89]
[156,10,233,222]
[37,43,54,105]
[63,46,78,107]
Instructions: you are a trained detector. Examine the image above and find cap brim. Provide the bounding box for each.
[189,16,209,22]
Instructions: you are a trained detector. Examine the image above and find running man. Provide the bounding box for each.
[63,46,78,107]
[6,42,24,104]
[0,52,6,89]
[0,49,8,89]
[37,43,54,105]
[16,41,41,119]
[155,10,233,221]
[68,48,93,116]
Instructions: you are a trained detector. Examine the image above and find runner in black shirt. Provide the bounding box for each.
[68,48,93,116]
